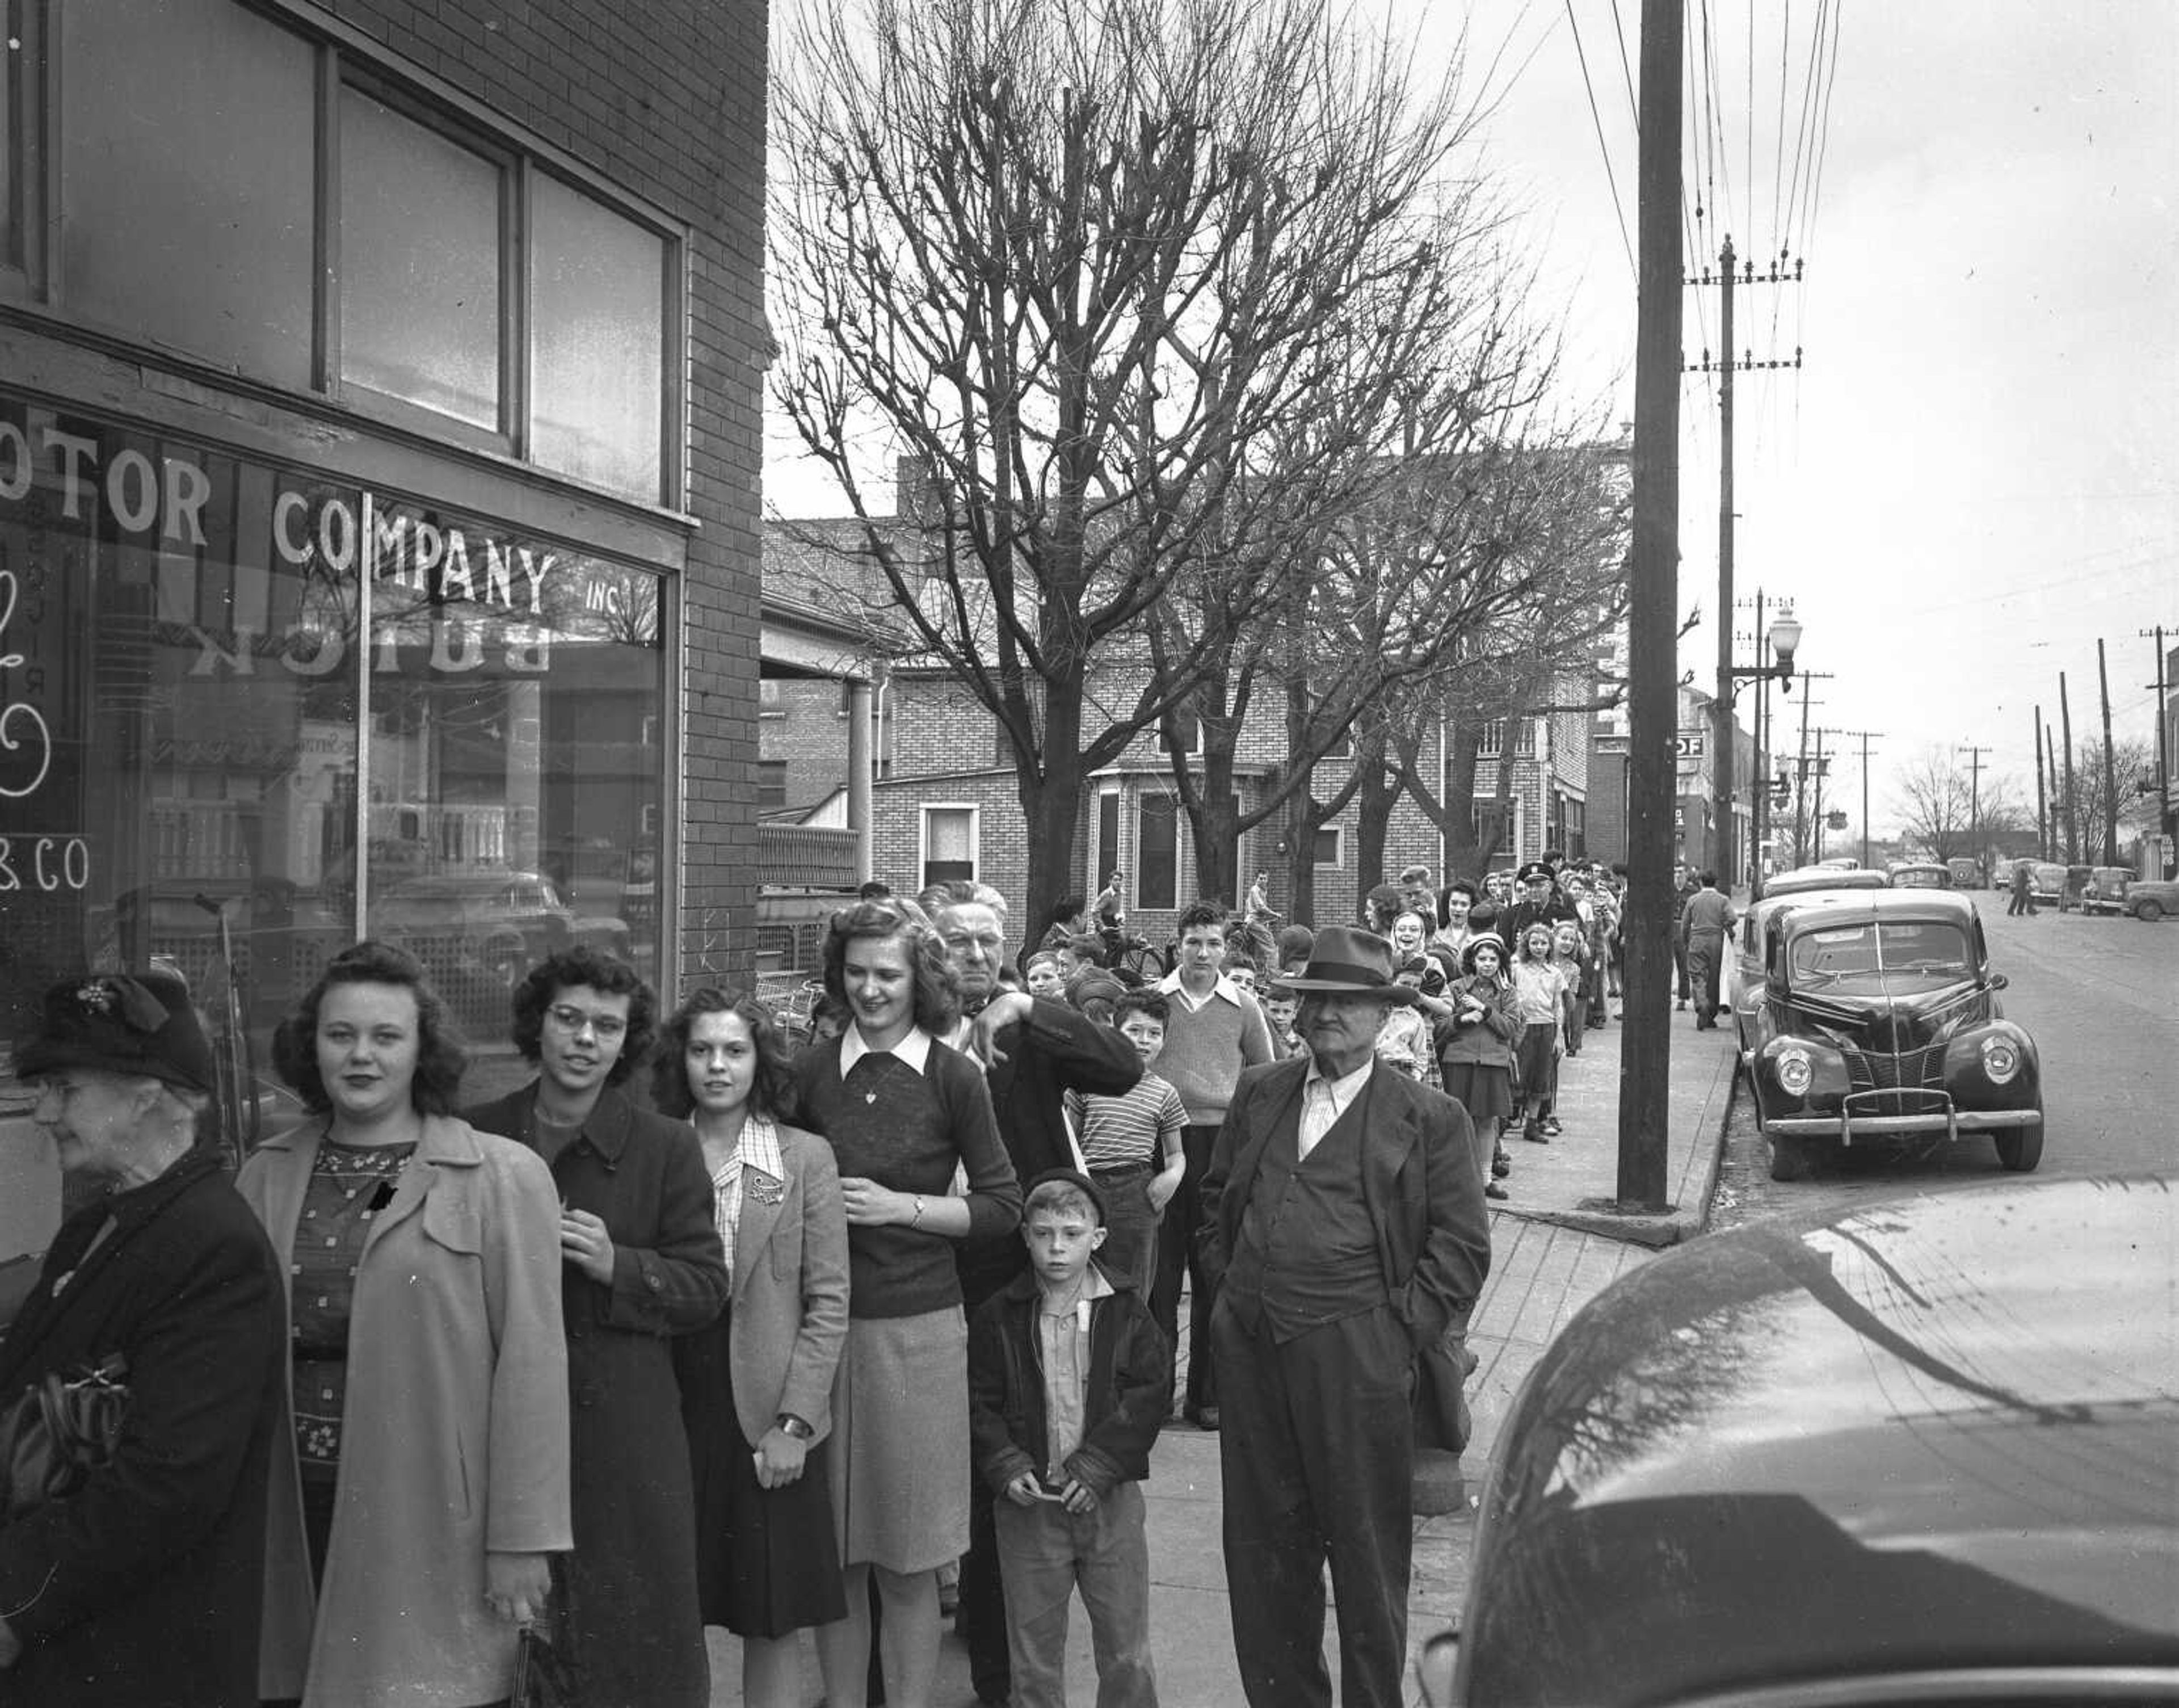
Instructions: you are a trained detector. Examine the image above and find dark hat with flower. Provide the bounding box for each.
[15,971,217,1093]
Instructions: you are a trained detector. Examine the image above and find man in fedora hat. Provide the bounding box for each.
[1197,928,1490,1708]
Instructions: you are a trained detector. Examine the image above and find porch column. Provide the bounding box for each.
[848,675,873,882]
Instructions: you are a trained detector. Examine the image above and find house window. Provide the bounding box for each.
[1313,824,1343,867]
[1138,796,1179,910]
[1096,790,1120,896]
[1476,720,1539,759]
[759,679,785,718]
[1168,702,1204,757]
[758,759,788,811]
[922,805,978,887]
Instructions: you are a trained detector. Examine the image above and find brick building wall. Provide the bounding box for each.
[328,0,773,988]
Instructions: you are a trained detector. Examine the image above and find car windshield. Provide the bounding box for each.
[1789,920,1972,987]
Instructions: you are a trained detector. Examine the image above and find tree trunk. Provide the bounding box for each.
[1353,727,1398,895]
[1015,681,1087,943]
[1191,743,1242,910]
[1441,725,1485,878]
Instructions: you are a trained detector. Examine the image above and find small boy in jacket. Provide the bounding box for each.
[968,1170,1171,1708]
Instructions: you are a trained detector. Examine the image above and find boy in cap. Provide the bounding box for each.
[968,1171,1170,1708]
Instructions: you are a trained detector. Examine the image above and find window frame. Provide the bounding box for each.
[1313,823,1344,869]
[1137,793,1179,910]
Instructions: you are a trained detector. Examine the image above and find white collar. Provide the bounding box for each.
[1158,970,1244,1009]
[1302,1053,1376,1104]
[840,1025,936,1076]
[713,1110,785,1182]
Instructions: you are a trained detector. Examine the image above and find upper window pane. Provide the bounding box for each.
[339,89,502,429]
[530,175,664,502]
[60,0,313,386]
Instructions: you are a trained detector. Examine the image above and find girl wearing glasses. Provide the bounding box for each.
[468,946,730,1708]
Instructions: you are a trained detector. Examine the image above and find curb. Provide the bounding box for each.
[1490,1043,1741,1250]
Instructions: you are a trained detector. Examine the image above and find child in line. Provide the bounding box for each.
[1542,922,1588,1137]
[1063,991,1189,1296]
[1023,950,1066,998]
[1436,934,1518,1201]
[968,1172,1171,1708]
[1260,982,1301,1057]
[1510,923,1567,1146]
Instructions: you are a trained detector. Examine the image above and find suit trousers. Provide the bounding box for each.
[1686,933,1724,1023]
[1212,1298,1414,1708]
[1151,1124,1223,1416]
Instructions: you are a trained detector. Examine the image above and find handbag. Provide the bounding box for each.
[0,1351,130,1522]
[511,1622,579,1708]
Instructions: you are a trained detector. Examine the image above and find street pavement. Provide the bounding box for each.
[705,1007,1743,1706]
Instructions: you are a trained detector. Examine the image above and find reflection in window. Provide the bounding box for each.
[339,89,502,428]
[0,397,359,1135]
[531,175,664,502]
[60,0,314,385]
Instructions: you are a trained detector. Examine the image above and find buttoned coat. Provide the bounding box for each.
[238,1115,571,1708]
[684,1120,851,1450]
[0,1147,284,1708]
[466,1084,728,1708]
[1197,1055,1490,1355]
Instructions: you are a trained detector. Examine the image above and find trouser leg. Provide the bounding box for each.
[1076,1485,1158,1708]
[995,1500,1077,1708]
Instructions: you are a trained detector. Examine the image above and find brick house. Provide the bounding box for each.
[761,489,1596,953]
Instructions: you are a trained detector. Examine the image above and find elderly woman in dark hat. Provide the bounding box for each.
[0,973,286,1707]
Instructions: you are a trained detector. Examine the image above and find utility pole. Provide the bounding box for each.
[2097,638,2119,864]
[2146,626,2174,876]
[1845,730,1883,868]
[2034,705,2048,860]
[2059,671,2079,864]
[1690,243,1803,893]
[1786,674,1832,867]
[1958,744,1991,866]
[2045,723,2062,863]
[1811,729,1831,862]
[1618,0,1682,1212]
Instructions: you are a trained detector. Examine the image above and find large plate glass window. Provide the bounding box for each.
[0,393,360,1151]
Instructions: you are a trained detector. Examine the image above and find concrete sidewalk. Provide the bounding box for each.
[709,1012,1741,1706]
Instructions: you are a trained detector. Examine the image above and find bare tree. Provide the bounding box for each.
[1891,748,2026,863]
[2063,735,2155,864]
[770,0,1541,926]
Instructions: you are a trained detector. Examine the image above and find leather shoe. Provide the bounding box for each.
[1491,1147,1511,1179]
[1486,1181,1510,1201]
[1196,1407,1221,1432]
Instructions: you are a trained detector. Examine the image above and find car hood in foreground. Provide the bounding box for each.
[1459,1176,2179,1706]
[1781,974,1991,1053]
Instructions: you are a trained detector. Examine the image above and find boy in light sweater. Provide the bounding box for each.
[1150,899,1273,1429]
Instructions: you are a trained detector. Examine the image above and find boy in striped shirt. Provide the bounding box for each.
[1063,991,1188,1297]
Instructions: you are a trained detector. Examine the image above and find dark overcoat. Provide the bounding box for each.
[465,1084,729,1708]
[0,1146,284,1708]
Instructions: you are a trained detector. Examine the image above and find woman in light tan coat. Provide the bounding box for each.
[239,943,570,1707]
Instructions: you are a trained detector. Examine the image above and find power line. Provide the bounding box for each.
[1566,1,1637,277]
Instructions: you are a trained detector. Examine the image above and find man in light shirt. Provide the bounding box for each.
[1198,927,1490,1708]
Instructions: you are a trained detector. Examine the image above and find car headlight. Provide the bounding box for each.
[1981,1036,2021,1085]
[1776,1046,1815,1096]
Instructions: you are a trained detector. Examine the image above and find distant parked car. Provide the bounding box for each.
[2123,877,2179,922]
[1887,861,1953,889]
[2028,861,2068,907]
[2058,863,2095,912]
[1744,890,2041,1181]
[2078,866,2133,916]
[1946,856,1984,888]
[1447,1174,2179,1707]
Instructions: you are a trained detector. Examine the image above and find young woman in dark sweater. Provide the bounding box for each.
[792,898,1021,1708]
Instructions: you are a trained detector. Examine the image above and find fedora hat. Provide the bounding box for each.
[1277,927,1415,1004]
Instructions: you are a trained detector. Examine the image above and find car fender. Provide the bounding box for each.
[1942,1018,2042,1109]
[1752,1031,1851,1120]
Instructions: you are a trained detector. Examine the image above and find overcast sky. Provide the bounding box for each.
[763,1,2179,835]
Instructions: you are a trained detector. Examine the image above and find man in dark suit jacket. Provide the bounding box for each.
[1200,927,1491,1708]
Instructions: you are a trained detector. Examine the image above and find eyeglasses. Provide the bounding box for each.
[546,1004,628,1040]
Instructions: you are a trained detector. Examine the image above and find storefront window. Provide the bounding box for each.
[60,0,314,387]
[339,87,503,429]
[531,173,666,502]
[0,390,667,1128]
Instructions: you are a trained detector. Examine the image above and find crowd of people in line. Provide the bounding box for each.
[0,848,1701,1708]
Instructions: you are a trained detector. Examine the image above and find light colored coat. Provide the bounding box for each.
[725,1121,851,1446]
[238,1114,572,1708]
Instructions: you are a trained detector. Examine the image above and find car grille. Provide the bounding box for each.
[1844,1042,1946,1092]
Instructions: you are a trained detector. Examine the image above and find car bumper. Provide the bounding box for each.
[1766,1107,2040,1141]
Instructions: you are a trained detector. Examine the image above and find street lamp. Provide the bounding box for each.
[1717,600,1803,898]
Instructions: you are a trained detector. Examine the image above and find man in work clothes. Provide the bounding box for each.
[1199,927,1490,1708]
[1680,868,1738,1029]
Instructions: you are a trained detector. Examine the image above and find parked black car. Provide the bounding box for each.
[1449,1175,2179,1707]
[1744,890,2041,1180]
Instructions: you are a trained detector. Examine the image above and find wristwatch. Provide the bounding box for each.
[776,1412,815,1441]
